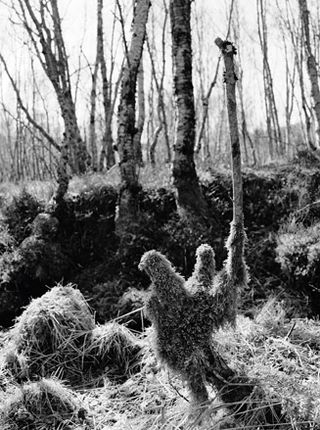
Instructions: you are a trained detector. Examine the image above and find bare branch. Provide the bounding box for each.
[0,52,60,152]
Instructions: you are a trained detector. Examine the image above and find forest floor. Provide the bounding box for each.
[1,290,320,430]
[0,160,320,429]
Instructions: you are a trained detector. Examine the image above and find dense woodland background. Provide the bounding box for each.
[0,0,320,180]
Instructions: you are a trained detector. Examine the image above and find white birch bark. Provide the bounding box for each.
[116,0,150,229]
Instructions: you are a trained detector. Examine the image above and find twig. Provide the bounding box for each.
[285,321,296,340]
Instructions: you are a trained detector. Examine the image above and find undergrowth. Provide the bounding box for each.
[1,293,320,429]
[0,163,320,328]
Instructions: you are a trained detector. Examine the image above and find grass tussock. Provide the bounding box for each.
[86,322,143,384]
[0,283,144,390]
[1,284,95,384]
[0,377,81,430]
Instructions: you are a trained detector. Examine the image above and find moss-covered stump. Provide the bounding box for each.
[0,378,83,430]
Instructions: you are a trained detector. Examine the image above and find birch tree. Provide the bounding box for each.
[14,0,87,175]
[99,0,117,170]
[281,0,315,150]
[147,0,171,166]
[169,0,207,219]
[257,0,283,159]
[133,60,145,166]
[298,0,320,148]
[88,0,101,172]
[116,0,150,230]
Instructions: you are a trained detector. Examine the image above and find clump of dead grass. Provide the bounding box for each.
[1,284,95,385]
[0,284,145,389]
[213,298,320,427]
[86,322,143,384]
[0,377,82,430]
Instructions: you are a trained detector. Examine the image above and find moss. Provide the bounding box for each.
[276,222,320,314]
[139,248,253,406]
[7,213,69,292]
[2,190,44,244]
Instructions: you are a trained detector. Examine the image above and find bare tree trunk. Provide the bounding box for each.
[283,0,315,150]
[257,0,282,159]
[88,0,102,172]
[147,1,171,165]
[116,0,150,232]
[15,0,87,175]
[169,0,207,219]
[282,32,295,157]
[299,0,320,147]
[133,60,145,166]
[99,0,116,171]
[56,140,70,204]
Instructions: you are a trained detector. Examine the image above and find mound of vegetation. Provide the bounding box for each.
[0,284,142,386]
[0,378,82,430]
[1,284,95,384]
[2,189,45,245]
[276,221,320,314]
[86,322,142,384]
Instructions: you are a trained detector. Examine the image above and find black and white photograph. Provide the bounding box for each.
[0,0,319,428]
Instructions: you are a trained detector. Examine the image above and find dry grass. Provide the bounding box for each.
[80,300,320,429]
[1,284,95,384]
[0,181,55,208]
[1,286,320,429]
[84,322,143,385]
[0,377,81,430]
[0,165,174,207]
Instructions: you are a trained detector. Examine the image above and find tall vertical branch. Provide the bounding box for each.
[215,37,246,287]
[215,39,242,224]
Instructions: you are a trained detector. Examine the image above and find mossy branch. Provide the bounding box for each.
[215,37,246,286]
